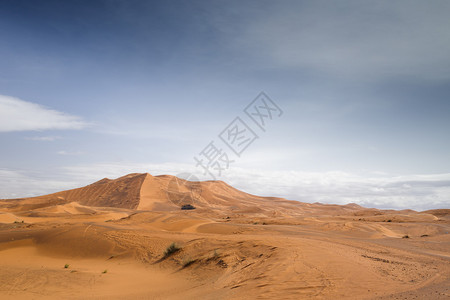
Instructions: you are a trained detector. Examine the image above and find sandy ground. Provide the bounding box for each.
[0,173,449,299]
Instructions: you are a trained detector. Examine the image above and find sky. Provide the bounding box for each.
[0,0,449,210]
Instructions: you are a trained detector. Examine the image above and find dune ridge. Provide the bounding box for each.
[0,173,369,216]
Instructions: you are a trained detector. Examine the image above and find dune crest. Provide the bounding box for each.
[0,173,306,212]
[0,173,373,217]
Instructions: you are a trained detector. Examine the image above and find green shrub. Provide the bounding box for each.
[164,242,181,258]
[182,257,196,268]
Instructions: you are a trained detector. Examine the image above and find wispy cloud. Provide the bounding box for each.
[0,169,78,199]
[57,150,85,156]
[0,95,88,132]
[220,168,450,210]
[25,136,62,142]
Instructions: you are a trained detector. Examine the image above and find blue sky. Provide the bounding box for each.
[1,0,449,210]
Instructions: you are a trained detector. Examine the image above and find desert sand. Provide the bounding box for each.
[0,173,449,299]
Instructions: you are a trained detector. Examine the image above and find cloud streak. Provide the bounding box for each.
[0,169,78,199]
[0,95,88,132]
[25,136,61,141]
[221,169,450,210]
[57,150,85,156]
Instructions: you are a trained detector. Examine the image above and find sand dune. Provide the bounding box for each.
[1,173,367,216]
[0,212,22,224]
[0,173,449,299]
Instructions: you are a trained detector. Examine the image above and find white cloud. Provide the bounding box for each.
[57,151,85,156]
[219,168,450,210]
[0,169,78,199]
[0,95,88,132]
[25,136,61,141]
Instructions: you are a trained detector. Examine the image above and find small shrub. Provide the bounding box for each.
[64,264,69,269]
[387,220,392,222]
[206,249,220,262]
[102,269,107,274]
[182,257,197,268]
[164,242,181,258]
[217,259,228,268]
[402,235,409,239]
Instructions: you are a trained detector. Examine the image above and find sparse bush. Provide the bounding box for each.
[217,259,227,268]
[206,249,220,262]
[64,264,69,269]
[402,235,409,239]
[182,257,196,268]
[164,242,181,258]
[102,269,107,274]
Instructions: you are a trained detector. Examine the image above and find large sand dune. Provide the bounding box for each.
[0,173,449,299]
